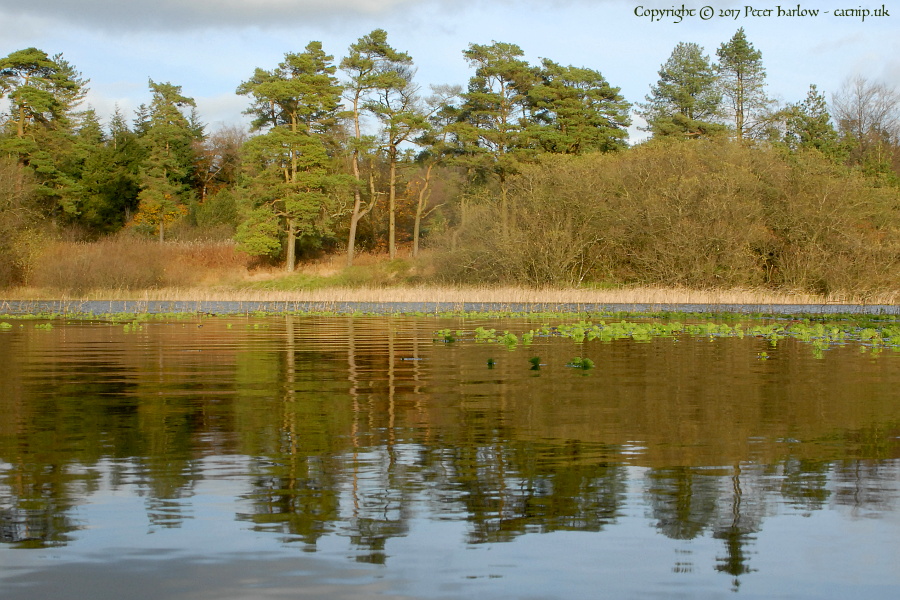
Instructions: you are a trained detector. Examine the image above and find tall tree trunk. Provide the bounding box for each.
[286,217,297,272]
[412,163,434,259]
[347,205,361,267]
[346,143,363,267]
[500,173,509,238]
[388,152,397,259]
[346,95,364,267]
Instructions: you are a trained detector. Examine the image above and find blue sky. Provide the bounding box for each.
[1,0,898,140]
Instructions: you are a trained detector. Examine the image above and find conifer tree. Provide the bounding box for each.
[0,48,88,214]
[132,80,201,241]
[716,28,770,139]
[529,59,631,154]
[639,42,723,139]
[453,41,536,235]
[340,30,415,264]
[236,42,346,271]
[782,84,843,160]
[368,64,429,259]
[77,107,143,233]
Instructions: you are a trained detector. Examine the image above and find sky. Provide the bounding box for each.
[1,0,898,141]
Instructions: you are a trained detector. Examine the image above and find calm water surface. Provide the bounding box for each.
[1,315,899,599]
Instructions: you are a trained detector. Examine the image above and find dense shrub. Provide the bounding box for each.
[436,139,900,294]
[0,158,41,287]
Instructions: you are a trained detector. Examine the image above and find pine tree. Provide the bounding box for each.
[368,63,428,259]
[782,85,844,160]
[236,42,347,271]
[132,80,201,241]
[0,48,88,214]
[453,41,536,235]
[340,29,415,265]
[529,59,631,154]
[639,42,724,139]
[716,28,770,140]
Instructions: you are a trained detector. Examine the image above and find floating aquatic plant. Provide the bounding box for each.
[566,357,595,369]
[500,331,519,350]
[433,314,900,362]
[435,328,456,343]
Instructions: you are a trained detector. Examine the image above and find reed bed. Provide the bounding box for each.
[5,284,896,306]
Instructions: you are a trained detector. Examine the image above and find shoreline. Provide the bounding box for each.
[2,298,898,317]
[2,285,898,316]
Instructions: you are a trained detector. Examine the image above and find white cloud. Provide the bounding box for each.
[0,0,425,31]
[1,0,614,32]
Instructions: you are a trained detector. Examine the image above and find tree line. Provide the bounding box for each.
[2,28,899,288]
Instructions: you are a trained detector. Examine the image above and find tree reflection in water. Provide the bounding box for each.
[0,314,899,593]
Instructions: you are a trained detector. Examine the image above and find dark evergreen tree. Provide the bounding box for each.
[340,29,416,265]
[0,48,88,216]
[639,42,724,139]
[782,85,844,160]
[76,107,144,233]
[452,41,536,234]
[528,59,631,154]
[132,80,202,241]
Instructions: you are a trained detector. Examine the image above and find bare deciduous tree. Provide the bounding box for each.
[831,76,900,160]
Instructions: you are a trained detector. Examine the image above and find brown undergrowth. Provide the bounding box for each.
[5,220,898,306]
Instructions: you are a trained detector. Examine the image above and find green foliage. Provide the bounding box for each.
[529,59,631,154]
[191,188,239,231]
[340,29,414,265]
[0,48,89,217]
[234,206,283,257]
[716,28,771,139]
[566,357,594,370]
[781,85,845,160]
[73,108,144,233]
[431,316,900,365]
[131,80,202,241]
[356,31,424,259]
[451,40,535,206]
[237,41,347,270]
[434,328,456,343]
[639,42,724,139]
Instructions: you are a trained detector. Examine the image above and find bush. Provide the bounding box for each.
[0,158,40,288]
[435,139,900,294]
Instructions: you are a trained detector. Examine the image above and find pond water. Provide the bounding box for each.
[1,314,899,599]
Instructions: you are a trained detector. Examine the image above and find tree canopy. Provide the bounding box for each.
[639,42,724,139]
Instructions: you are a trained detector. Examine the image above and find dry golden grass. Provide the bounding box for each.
[5,239,897,307]
[5,284,897,306]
